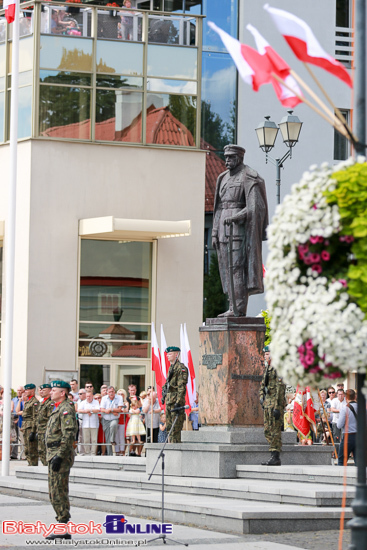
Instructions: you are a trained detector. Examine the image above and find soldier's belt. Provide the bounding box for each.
[218,202,245,209]
[46,440,61,448]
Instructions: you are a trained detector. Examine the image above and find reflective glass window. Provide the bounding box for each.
[147,44,197,79]
[96,75,143,89]
[0,77,4,91]
[146,93,196,145]
[40,70,92,86]
[96,90,143,143]
[98,11,143,41]
[79,340,149,359]
[0,44,5,76]
[184,0,202,15]
[80,323,151,341]
[41,6,92,38]
[9,37,34,73]
[19,11,33,37]
[8,86,32,139]
[149,15,196,45]
[79,240,152,324]
[39,86,91,139]
[202,0,237,51]
[96,40,143,75]
[201,52,236,149]
[147,77,196,94]
[0,91,4,142]
[40,35,93,71]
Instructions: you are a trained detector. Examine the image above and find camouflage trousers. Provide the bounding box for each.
[38,432,47,466]
[48,461,71,523]
[263,408,282,453]
[22,428,38,466]
[166,407,185,444]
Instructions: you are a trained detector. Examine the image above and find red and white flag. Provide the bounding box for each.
[247,24,302,108]
[151,323,164,405]
[160,324,170,379]
[208,21,301,107]
[264,4,353,88]
[304,386,317,433]
[180,324,197,413]
[292,386,310,438]
[4,0,16,24]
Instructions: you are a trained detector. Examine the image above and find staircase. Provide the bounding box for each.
[0,456,354,535]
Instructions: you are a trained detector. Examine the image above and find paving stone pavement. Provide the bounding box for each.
[0,493,352,550]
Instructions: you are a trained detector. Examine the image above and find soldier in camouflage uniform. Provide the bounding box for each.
[37,384,54,466]
[21,383,39,466]
[259,346,286,466]
[45,381,78,540]
[161,346,188,443]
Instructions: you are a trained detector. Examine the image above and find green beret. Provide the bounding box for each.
[165,346,180,353]
[40,384,51,389]
[24,384,36,390]
[263,345,270,352]
[51,380,71,391]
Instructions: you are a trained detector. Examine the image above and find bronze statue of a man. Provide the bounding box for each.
[212,145,268,317]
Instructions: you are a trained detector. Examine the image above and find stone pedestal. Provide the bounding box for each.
[199,317,265,427]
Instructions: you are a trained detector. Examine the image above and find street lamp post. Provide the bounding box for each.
[255,111,303,204]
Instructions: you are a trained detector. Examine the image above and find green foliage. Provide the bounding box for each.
[260,309,271,346]
[325,163,367,314]
[203,252,228,320]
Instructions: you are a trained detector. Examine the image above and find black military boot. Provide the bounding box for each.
[46,522,71,540]
[261,451,281,466]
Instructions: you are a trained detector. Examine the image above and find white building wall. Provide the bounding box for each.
[238,0,352,315]
[0,140,205,388]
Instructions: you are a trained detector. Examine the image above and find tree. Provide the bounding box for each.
[203,252,228,320]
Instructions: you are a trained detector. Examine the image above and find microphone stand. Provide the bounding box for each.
[147,410,189,547]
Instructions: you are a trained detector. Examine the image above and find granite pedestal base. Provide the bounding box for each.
[145,428,334,478]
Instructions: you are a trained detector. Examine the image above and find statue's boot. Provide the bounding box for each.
[261,451,281,466]
[217,309,234,317]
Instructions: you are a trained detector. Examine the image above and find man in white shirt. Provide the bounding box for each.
[76,388,87,455]
[70,379,79,403]
[78,391,100,455]
[330,388,346,451]
[142,391,161,443]
[100,387,123,456]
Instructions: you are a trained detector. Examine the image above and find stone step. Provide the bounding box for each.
[0,475,353,535]
[73,455,146,472]
[236,464,358,486]
[14,464,355,507]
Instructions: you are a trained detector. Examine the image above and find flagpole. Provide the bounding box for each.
[271,73,349,136]
[300,63,357,142]
[2,0,19,478]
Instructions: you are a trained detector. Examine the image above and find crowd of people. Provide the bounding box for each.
[284,383,357,465]
[0,380,199,462]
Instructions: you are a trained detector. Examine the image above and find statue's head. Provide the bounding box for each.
[224,144,245,171]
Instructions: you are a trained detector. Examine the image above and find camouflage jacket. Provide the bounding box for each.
[163,360,188,406]
[45,399,78,462]
[260,363,286,410]
[37,397,54,434]
[21,395,39,432]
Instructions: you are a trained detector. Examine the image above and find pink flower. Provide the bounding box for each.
[338,279,348,288]
[345,235,354,243]
[309,366,321,373]
[339,236,346,242]
[321,250,330,261]
[310,253,321,263]
[305,352,315,365]
[312,264,322,274]
[310,236,319,244]
[298,251,304,260]
[325,240,330,246]
[298,345,305,355]
[305,339,314,350]
[312,204,318,210]
[298,244,309,254]
[304,255,313,265]
[317,236,324,243]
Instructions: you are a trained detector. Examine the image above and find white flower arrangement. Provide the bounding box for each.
[265,157,367,389]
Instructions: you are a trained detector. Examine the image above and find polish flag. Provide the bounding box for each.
[151,323,164,404]
[264,4,353,88]
[209,21,301,107]
[247,24,303,108]
[4,0,16,24]
[180,324,197,413]
[292,386,310,438]
[304,386,317,433]
[160,324,170,379]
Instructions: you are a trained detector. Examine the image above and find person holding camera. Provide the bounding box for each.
[259,346,286,466]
